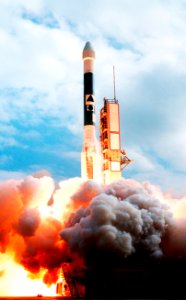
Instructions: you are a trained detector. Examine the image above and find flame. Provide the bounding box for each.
[37,177,85,222]
[0,174,185,296]
[0,176,84,296]
[0,253,57,296]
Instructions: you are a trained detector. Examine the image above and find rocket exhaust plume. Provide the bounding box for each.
[61,179,186,298]
[61,178,173,259]
[0,175,83,296]
[0,174,186,297]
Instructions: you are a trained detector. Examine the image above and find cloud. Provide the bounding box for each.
[0,136,21,149]
[0,170,26,180]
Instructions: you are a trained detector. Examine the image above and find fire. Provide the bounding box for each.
[0,253,57,296]
[52,177,85,220]
[0,175,84,296]
[0,174,186,297]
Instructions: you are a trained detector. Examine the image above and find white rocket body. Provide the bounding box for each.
[81,42,102,182]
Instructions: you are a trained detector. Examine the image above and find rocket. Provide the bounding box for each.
[81,42,102,181]
[83,41,95,126]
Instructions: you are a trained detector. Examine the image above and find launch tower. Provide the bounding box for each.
[100,97,131,184]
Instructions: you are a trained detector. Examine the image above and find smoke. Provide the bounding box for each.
[0,174,186,296]
[60,178,186,298]
[61,178,174,261]
[0,175,70,287]
[15,208,41,237]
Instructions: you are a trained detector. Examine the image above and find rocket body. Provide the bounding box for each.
[81,42,102,181]
[83,41,95,126]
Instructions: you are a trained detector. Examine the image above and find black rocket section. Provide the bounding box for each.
[84,73,95,126]
[83,41,95,126]
[84,73,93,95]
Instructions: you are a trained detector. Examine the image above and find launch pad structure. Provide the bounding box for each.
[56,263,85,298]
[100,97,131,184]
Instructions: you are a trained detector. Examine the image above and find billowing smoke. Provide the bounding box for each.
[61,178,174,261]
[60,178,186,298]
[0,174,186,297]
[15,208,41,237]
[0,175,70,287]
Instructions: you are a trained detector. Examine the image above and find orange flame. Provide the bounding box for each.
[0,176,85,296]
[0,253,57,296]
[0,174,185,296]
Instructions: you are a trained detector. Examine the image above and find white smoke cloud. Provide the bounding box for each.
[61,178,173,259]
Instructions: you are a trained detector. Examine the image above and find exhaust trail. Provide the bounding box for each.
[0,174,185,297]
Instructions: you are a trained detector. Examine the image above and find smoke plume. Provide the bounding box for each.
[0,175,69,287]
[61,178,174,260]
[0,174,186,297]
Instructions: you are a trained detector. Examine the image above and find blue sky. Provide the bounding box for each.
[0,0,185,193]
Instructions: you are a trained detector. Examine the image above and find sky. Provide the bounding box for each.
[0,0,185,194]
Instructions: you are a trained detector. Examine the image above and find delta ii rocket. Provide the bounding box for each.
[81,41,102,182]
[81,41,131,184]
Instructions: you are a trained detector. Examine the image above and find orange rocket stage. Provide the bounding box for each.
[81,42,131,184]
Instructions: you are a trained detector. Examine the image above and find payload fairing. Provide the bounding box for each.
[81,42,131,184]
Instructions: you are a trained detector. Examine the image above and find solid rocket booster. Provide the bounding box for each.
[81,42,102,181]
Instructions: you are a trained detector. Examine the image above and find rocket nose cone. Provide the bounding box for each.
[83,41,95,59]
[84,41,94,51]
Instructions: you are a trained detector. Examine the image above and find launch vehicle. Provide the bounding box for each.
[81,41,131,184]
[81,41,102,182]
